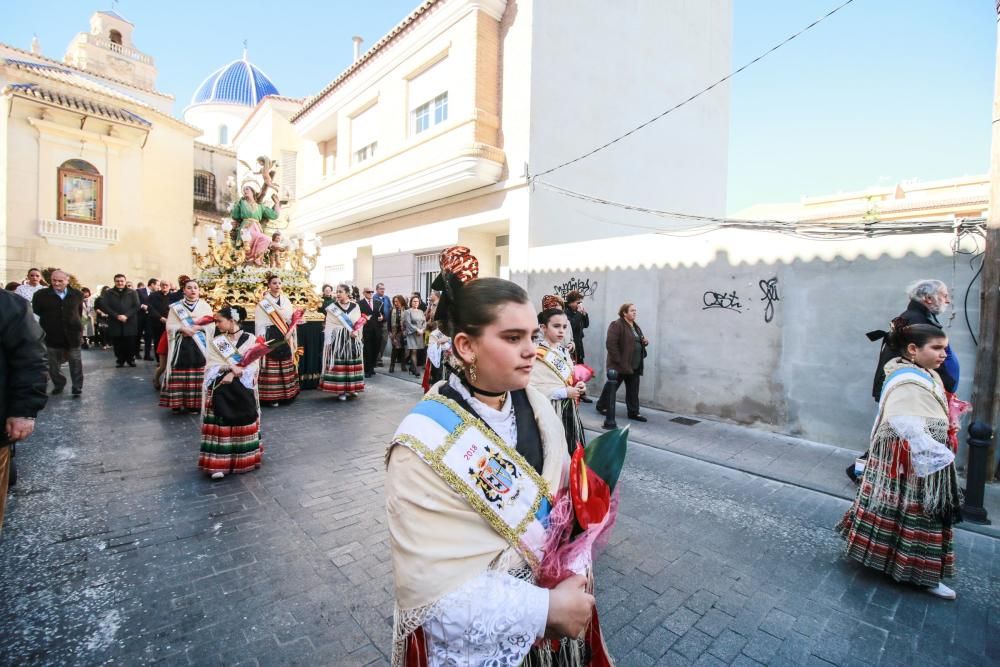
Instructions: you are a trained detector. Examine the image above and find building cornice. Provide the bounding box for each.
[291,0,505,124]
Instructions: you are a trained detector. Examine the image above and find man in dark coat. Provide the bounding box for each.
[0,289,48,534]
[564,290,592,403]
[869,279,958,399]
[850,279,960,484]
[146,280,172,359]
[358,287,384,377]
[32,270,85,397]
[136,277,159,361]
[101,274,140,367]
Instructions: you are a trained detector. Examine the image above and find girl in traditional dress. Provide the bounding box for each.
[836,322,963,600]
[255,275,299,407]
[385,262,612,666]
[199,305,262,480]
[160,279,214,412]
[319,283,365,400]
[531,308,588,455]
[230,185,280,266]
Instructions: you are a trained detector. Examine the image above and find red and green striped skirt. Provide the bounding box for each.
[159,366,205,410]
[198,387,262,475]
[836,440,955,587]
[259,356,300,403]
[319,356,364,395]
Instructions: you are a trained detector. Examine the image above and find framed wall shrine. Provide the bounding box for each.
[57,159,103,224]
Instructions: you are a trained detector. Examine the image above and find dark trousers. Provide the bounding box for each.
[47,346,83,392]
[362,327,380,374]
[141,317,156,358]
[597,372,641,417]
[134,315,146,355]
[376,324,389,365]
[111,335,136,364]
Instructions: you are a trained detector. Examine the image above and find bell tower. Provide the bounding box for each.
[63,10,158,89]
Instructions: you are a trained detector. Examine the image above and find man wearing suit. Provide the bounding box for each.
[374,282,391,368]
[135,278,159,361]
[358,287,385,378]
[32,270,85,397]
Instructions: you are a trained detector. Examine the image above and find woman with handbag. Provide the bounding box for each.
[388,295,407,372]
[596,302,648,423]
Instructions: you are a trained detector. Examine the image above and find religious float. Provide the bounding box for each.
[192,156,326,387]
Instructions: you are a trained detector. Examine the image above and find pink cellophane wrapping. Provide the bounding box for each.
[945,391,972,453]
[536,488,619,589]
[352,314,368,333]
[572,364,595,385]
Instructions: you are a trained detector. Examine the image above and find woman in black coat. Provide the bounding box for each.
[596,302,648,422]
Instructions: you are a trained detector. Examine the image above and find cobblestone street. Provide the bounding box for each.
[1,352,997,666]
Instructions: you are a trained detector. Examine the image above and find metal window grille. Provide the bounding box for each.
[194,172,216,202]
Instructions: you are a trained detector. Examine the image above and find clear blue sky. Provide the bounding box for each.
[4,1,996,213]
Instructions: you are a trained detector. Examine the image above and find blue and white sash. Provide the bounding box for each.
[392,394,554,569]
[874,365,946,437]
[326,301,359,331]
[213,334,244,365]
[172,300,207,349]
[536,344,573,385]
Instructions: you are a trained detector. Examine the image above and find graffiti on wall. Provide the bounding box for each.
[759,277,779,323]
[553,277,597,298]
[702,290,743,313]
[701,277,780,322]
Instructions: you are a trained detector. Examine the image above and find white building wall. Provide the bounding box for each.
[523,0,731,262]
[184,104,251,146]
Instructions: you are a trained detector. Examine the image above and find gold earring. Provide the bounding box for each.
[468,357,478,383]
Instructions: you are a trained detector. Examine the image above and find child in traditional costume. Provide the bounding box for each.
[837,322,963,600]
[199,305,262,480]
[159,279,214,412]
[384,247,614,667]
[255,275,300,407]
[531,308,588,455]
[319,283,365,400]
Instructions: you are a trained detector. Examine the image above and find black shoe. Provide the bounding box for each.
[127,361,136,367]
[51,386,65,395]
[596,406,607,415]
[602,421,617,430]
[115,362,124,368]
[72,391,82,398]
[845,464,859,484]
[580,396,593,404]
[628,414,647,422]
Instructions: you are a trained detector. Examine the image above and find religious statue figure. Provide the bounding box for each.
[266,231,288,269]
[230,182,280,266]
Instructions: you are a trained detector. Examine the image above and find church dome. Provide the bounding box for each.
[190,54,279,108]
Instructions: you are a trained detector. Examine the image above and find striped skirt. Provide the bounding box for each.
[259,356,300,403]
[198,386,262,475]
[319,356,365,395]
[159,366,205,410]
[836,438,955,587]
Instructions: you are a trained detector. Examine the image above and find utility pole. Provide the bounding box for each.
[963,3,1000,523]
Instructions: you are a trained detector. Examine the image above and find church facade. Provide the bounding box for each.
[0,10,202,289]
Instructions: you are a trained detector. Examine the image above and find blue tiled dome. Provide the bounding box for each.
[190,56,279,107]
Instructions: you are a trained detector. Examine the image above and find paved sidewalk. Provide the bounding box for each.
[380,363,1000,538]
[0,353,996,666]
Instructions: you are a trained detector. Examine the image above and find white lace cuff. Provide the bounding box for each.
[423,570,549,666]
[887,415,954,477]
[549,387,569,401]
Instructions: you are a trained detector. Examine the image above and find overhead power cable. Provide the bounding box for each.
[529,0,858,180]
[534,179,987,241]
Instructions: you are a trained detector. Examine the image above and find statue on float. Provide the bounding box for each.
[192,154,321,316]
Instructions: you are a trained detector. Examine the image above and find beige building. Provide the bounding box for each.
[736,175,989,223]
[290,0,731,295]
[0,10,200,289]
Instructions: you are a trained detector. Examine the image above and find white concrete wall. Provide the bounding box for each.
[525,230,981,451]
[184,104,250,146]
[523,0,731,261]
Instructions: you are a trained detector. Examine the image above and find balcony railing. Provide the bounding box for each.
[86,35,153,65]
[38,218,119,249]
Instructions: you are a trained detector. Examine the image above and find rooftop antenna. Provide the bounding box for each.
[242,39,248,60]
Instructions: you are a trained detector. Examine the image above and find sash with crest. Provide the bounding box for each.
[213,334,245,365]
[172,301,207,349]
[392,394,554,570]
[326,301,361,331]
[261,295,302,363]
[536,344,573,386]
